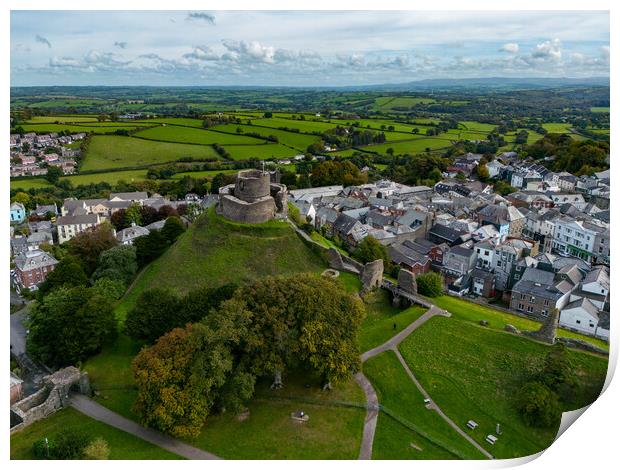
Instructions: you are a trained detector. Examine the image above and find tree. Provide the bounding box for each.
[476,162,490,181]
[517,381,562,428]
[353,236,389,265]
[210,173,227,194]
[11,191,31,209]
[134,230,169,266]
[264,112,273,118]
[92,244,138,285]
[416,272,444,297]
[125,203,142,226]
[161,216,186,244]
[386,148,394,156]
[67,224,118,276]
[28,286,117,368]
[125,288,182,343]
[38,255,88,298]
[90,277,126,301]
[45,166,63,185]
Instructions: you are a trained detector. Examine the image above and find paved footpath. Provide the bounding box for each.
[361,306,449,362]
[354,372,379,460]
[70,395,220,460]
[393,349,494,460]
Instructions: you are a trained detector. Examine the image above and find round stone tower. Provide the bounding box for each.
[234,170,271,203]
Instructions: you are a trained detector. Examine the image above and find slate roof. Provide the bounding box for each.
[14,249,58,272]
[333,213,360,235]
[429,224,465,244]
[57,214,99,226]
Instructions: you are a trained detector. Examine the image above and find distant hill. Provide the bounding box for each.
[344,76,610,91]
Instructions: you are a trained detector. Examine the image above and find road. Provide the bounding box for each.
[10,309,28,356]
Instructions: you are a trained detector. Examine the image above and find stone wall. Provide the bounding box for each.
[221,195,276,224]
[10,366,86,434]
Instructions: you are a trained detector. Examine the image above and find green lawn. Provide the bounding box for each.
[359,289,426,353]
[398,316,608,459]
[134,125,265,145]
[431,296,609,351]
[10,407,182,460]
[364,351,486,459]
[542,122,573,134]
[81,135,221,171]
[590,107,610,113]
[249,117,336,134]
[187,371,365,459]
[135,118,205,128]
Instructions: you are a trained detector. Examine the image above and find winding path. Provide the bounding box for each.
[357,303,494,460]
[354,372,379,460]
[70,395,221,460]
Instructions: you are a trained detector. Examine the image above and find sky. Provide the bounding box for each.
[10,10,610,87]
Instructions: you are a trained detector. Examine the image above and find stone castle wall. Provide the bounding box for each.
[220,170,288,224]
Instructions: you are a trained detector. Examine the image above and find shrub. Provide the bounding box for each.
[83,437,110,460]
[51,429,91,459]
[416,272,444,297]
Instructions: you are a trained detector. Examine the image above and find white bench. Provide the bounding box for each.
[467,420,478,430]
[486,434,498,445]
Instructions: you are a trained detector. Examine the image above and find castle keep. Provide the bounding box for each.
[219,169,288,223]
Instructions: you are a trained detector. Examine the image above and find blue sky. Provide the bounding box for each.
[10,10,610,86]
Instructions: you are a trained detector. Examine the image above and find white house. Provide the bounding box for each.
[559,298,609,340]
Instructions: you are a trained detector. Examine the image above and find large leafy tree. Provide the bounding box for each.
[92,244,138,285]
[517,381,562,428]
[38,255,88,298]
[353,235,389,265]
[134,230,169,266]
[161,216,186,244]
[416,272,444,297]
[67,223,118,275]
[125,288,182,343]
[28,286,117,368]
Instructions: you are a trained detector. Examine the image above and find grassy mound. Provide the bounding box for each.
[116,207,326,319]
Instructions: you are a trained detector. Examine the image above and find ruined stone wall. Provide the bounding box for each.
[221,195,276,224]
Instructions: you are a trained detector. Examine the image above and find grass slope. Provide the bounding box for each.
[431,295,609,351]
[398,316,608,459]
[11,408,182,460]
[115,206,326,320]
[364,351,485,459]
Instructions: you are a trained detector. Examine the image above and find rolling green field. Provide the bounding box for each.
[223,143,299,160]
[17,123,152,133]
[212,124,319,150]
[11,407,182,460]
[364,138,453,155]
[134,125,265,145]
[10,178,53,191]
[373,96,436,111]
[246,117,337,134]
[398,316,607,459]
[135,117,205,128]
[81,135,221,171]
[365,351,485,459]
[590,107,610,113]
[26,115,99,123]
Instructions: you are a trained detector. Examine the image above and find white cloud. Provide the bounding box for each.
[499,43,519,53]
[114,41,128,49]
[532,38,562,62]
[183,45,219,61]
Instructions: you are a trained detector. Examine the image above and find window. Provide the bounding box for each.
[530,296,536,303]
[517,303,524,311]
[544,299,550,306]
[527,306,534,313]
[497,260,502,267]
[541,310,548,316]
